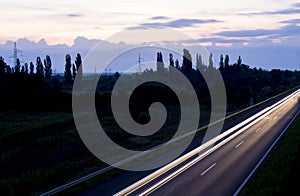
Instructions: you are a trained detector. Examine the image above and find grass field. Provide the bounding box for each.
[0,111,106,195]
[0,105,213,195]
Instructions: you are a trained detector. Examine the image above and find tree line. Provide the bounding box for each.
[0,53,82,84]
[1,48,300,111]
[151,49,300,110]
[0,53,83,110]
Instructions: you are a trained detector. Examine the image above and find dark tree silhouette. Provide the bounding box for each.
[72,64,76,79]
[0,56,6,76]
[237,55,242,66]
[114,71,120,78]
[24,63,28,74]
[182,49,192,78]
[30,62,34,75]
[6,65,11,75]
[156,52,164,74]
[64,54,72,82]
[44,55,52,81]
[75,53,82,81]
[224,54,230,71]
[219,54,224,73]
[15,58,21,73]
[169,53,174,75]
[208,53,214,73]
[36,57,44,78]
[175,59,180,70]
[196,53,204,72]
[169,53,174,67]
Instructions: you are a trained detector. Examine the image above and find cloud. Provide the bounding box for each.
[128,18,222,30]
[279,24,300,38]
[126,26,150,30]
[240,9,300,16]
[159,37,248,45]
[66,13,82,17]
[149,16,170,20]
[240,3,300,16]
[216,24,300,39]
[216,29,274,38]
[294,2,300,8]
[265,8,300,15]
[72,36,101,50]
[144,19,222,28]
[281,19,300,24]
[198,37,249,43]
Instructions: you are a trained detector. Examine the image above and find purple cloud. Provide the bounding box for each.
[198,37,249,43]
[281,19,300,24]
[128,18,222,30]
[216,24,300,38]
[216,29,274,38]
[66,13,82,17]
[149,16,170,20]
[240,3,300,16]
[294,2,300,8]
[240,9,300,16]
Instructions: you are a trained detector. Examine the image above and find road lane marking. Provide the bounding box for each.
[133,90,300,196]
[233,109,300,196]
[200,163,216,176]
[255,127,261,133]
[235,140,244,148]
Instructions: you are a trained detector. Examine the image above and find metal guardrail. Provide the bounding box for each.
[41,85,300,196]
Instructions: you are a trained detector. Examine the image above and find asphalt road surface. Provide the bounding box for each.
[79,89,300,196]
[143,92,300,196]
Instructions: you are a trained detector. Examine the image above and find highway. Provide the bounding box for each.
[41,87,300,196]
[44,88,300,196]
[114,89,300,196]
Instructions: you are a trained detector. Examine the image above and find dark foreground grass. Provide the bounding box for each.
[240,113,300,195]
[0,111,106,195]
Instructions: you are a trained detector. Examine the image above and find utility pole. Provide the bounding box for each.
[137,54,144,74]
[9,42,22,67]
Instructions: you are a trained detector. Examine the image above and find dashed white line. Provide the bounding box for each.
[255,127,261,133]
[200,163,216,176]
[235,140,245,148]
[234,110,300,196]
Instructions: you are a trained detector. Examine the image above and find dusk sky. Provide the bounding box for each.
[0,0,300,72]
